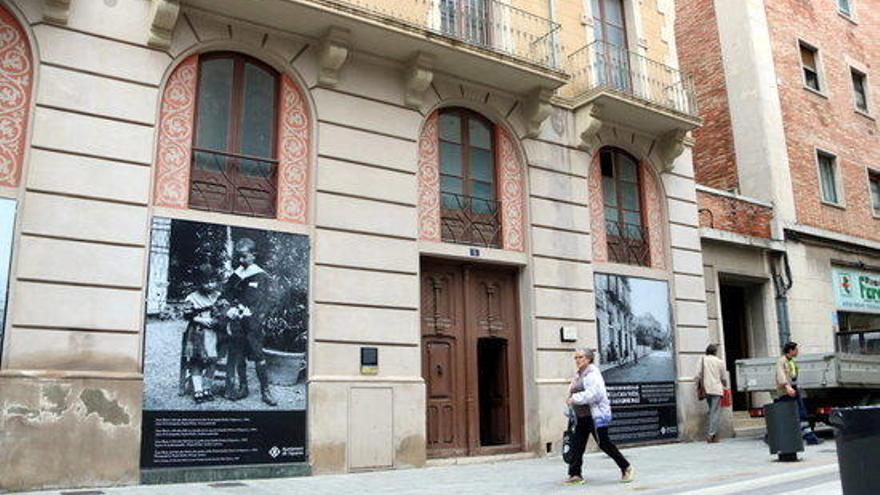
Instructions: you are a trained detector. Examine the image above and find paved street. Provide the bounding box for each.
[604,350,675,382]
[19,435,842,495]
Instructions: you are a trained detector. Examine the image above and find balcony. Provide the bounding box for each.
[182,0,567,94]
[567,41,701,139]
[441,192,502,248]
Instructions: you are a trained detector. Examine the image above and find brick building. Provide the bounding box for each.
[0,0,714,491]
[676,0,880,414]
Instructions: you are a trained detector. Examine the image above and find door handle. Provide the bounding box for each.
[436,364,443,376]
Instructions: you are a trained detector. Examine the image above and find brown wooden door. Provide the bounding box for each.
[421,259,523,458]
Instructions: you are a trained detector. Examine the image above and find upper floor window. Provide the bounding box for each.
[601,148,649,266]
[852,68,868,112]
[190,52,279,218]
[838,0,853,17]
[870,170,880,217]
[438,108,499,247]
[817,150,841,205]
[800,42,821,92]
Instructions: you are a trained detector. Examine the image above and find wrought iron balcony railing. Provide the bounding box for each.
[315,0,562,69]
[567,40,698,116]
[605,219,650,267]
[441,192,502,248]
[189,147,277,218]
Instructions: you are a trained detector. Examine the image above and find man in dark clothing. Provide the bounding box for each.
[224,237,277,406]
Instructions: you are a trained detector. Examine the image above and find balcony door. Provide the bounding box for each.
[601,148,649,266]
[591,0,631,92]
[440,0,490,47]
[438,108,500,248]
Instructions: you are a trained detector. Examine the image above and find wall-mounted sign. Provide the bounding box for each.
[0,198,15,366]
[141,217,310,470]
[833,267,880,314]
[595,273,677,444]
[360,347,378,375]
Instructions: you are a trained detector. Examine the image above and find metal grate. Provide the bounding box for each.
[605,219,650,267]
[207,481,249,488]
[440,192,502,248]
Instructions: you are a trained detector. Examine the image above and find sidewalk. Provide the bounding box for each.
[20,436,840,495]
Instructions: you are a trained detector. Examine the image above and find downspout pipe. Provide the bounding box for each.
[771,251,793,348]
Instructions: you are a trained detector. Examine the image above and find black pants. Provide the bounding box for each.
[567,416,630,477]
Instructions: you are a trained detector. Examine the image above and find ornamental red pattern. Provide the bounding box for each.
[154,55,197,209]
[497,127,524,252]
[589,157,608,262]
[642,168,666,270]
[0,6,32,188]
[276,75,310,224]
[417,112,440,241]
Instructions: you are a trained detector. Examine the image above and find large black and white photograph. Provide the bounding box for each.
[0,198,15,363]
[595,273,677,444]
[141,217,309,468]
[595,274,674,382]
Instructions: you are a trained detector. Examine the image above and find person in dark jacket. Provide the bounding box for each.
[224,237,277,406]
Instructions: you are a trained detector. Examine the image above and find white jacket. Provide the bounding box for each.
[570,364,613,427]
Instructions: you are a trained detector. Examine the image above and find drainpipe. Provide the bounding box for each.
[547,0,558,68]
[771,251,793,348]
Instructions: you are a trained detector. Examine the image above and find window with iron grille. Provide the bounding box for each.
[438,108,500,248]
[600,148,650,266]
[870,171,880,216]
[189,52,279,218]
[800,42,821,92]
[852,68,868,112]
[817,150,840,205]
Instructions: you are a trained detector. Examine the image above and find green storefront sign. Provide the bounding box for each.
[833,267,880,314]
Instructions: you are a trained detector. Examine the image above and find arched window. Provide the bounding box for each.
[601,147,649,266]
[438,107,499,247]
[190,52,279,217]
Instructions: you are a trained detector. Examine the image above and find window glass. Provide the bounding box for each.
[619,155,638,181]
[471,180,494,201]
[800,44,821,91]
[470,148,493,181]
[602,177,617,207]
[240,62,276,160]
[602,0,624,27]
[852,70,868,111]
[440,142,463,176]
[838,0,852,16]
[870,173,880,215]
[439,113,462,143]
[469,119,492,149]
[621,181,640,210]
[441,176,463,198]
[195,58,234,151]
[818,153,839,203]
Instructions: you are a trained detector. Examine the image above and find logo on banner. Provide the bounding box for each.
[838,272,854,297]
[269,446,281,458]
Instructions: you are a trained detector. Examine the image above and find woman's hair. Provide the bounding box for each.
[576,347,596,364]
[705,344,718,356]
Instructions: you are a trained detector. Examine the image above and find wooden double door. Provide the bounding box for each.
[420,259,524,458]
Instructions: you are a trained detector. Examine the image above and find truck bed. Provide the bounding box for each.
[736,353,880,392]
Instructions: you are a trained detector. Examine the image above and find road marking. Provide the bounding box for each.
[673,463,838,495]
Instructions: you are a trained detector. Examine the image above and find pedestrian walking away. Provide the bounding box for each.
[775,341,820,445]
[564,348,634,485]
[696,343,728,443]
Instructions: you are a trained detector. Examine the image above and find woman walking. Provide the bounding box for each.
[565,348,634,484]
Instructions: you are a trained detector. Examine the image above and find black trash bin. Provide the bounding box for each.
[829,406,880,495]
[764,400,803,462]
